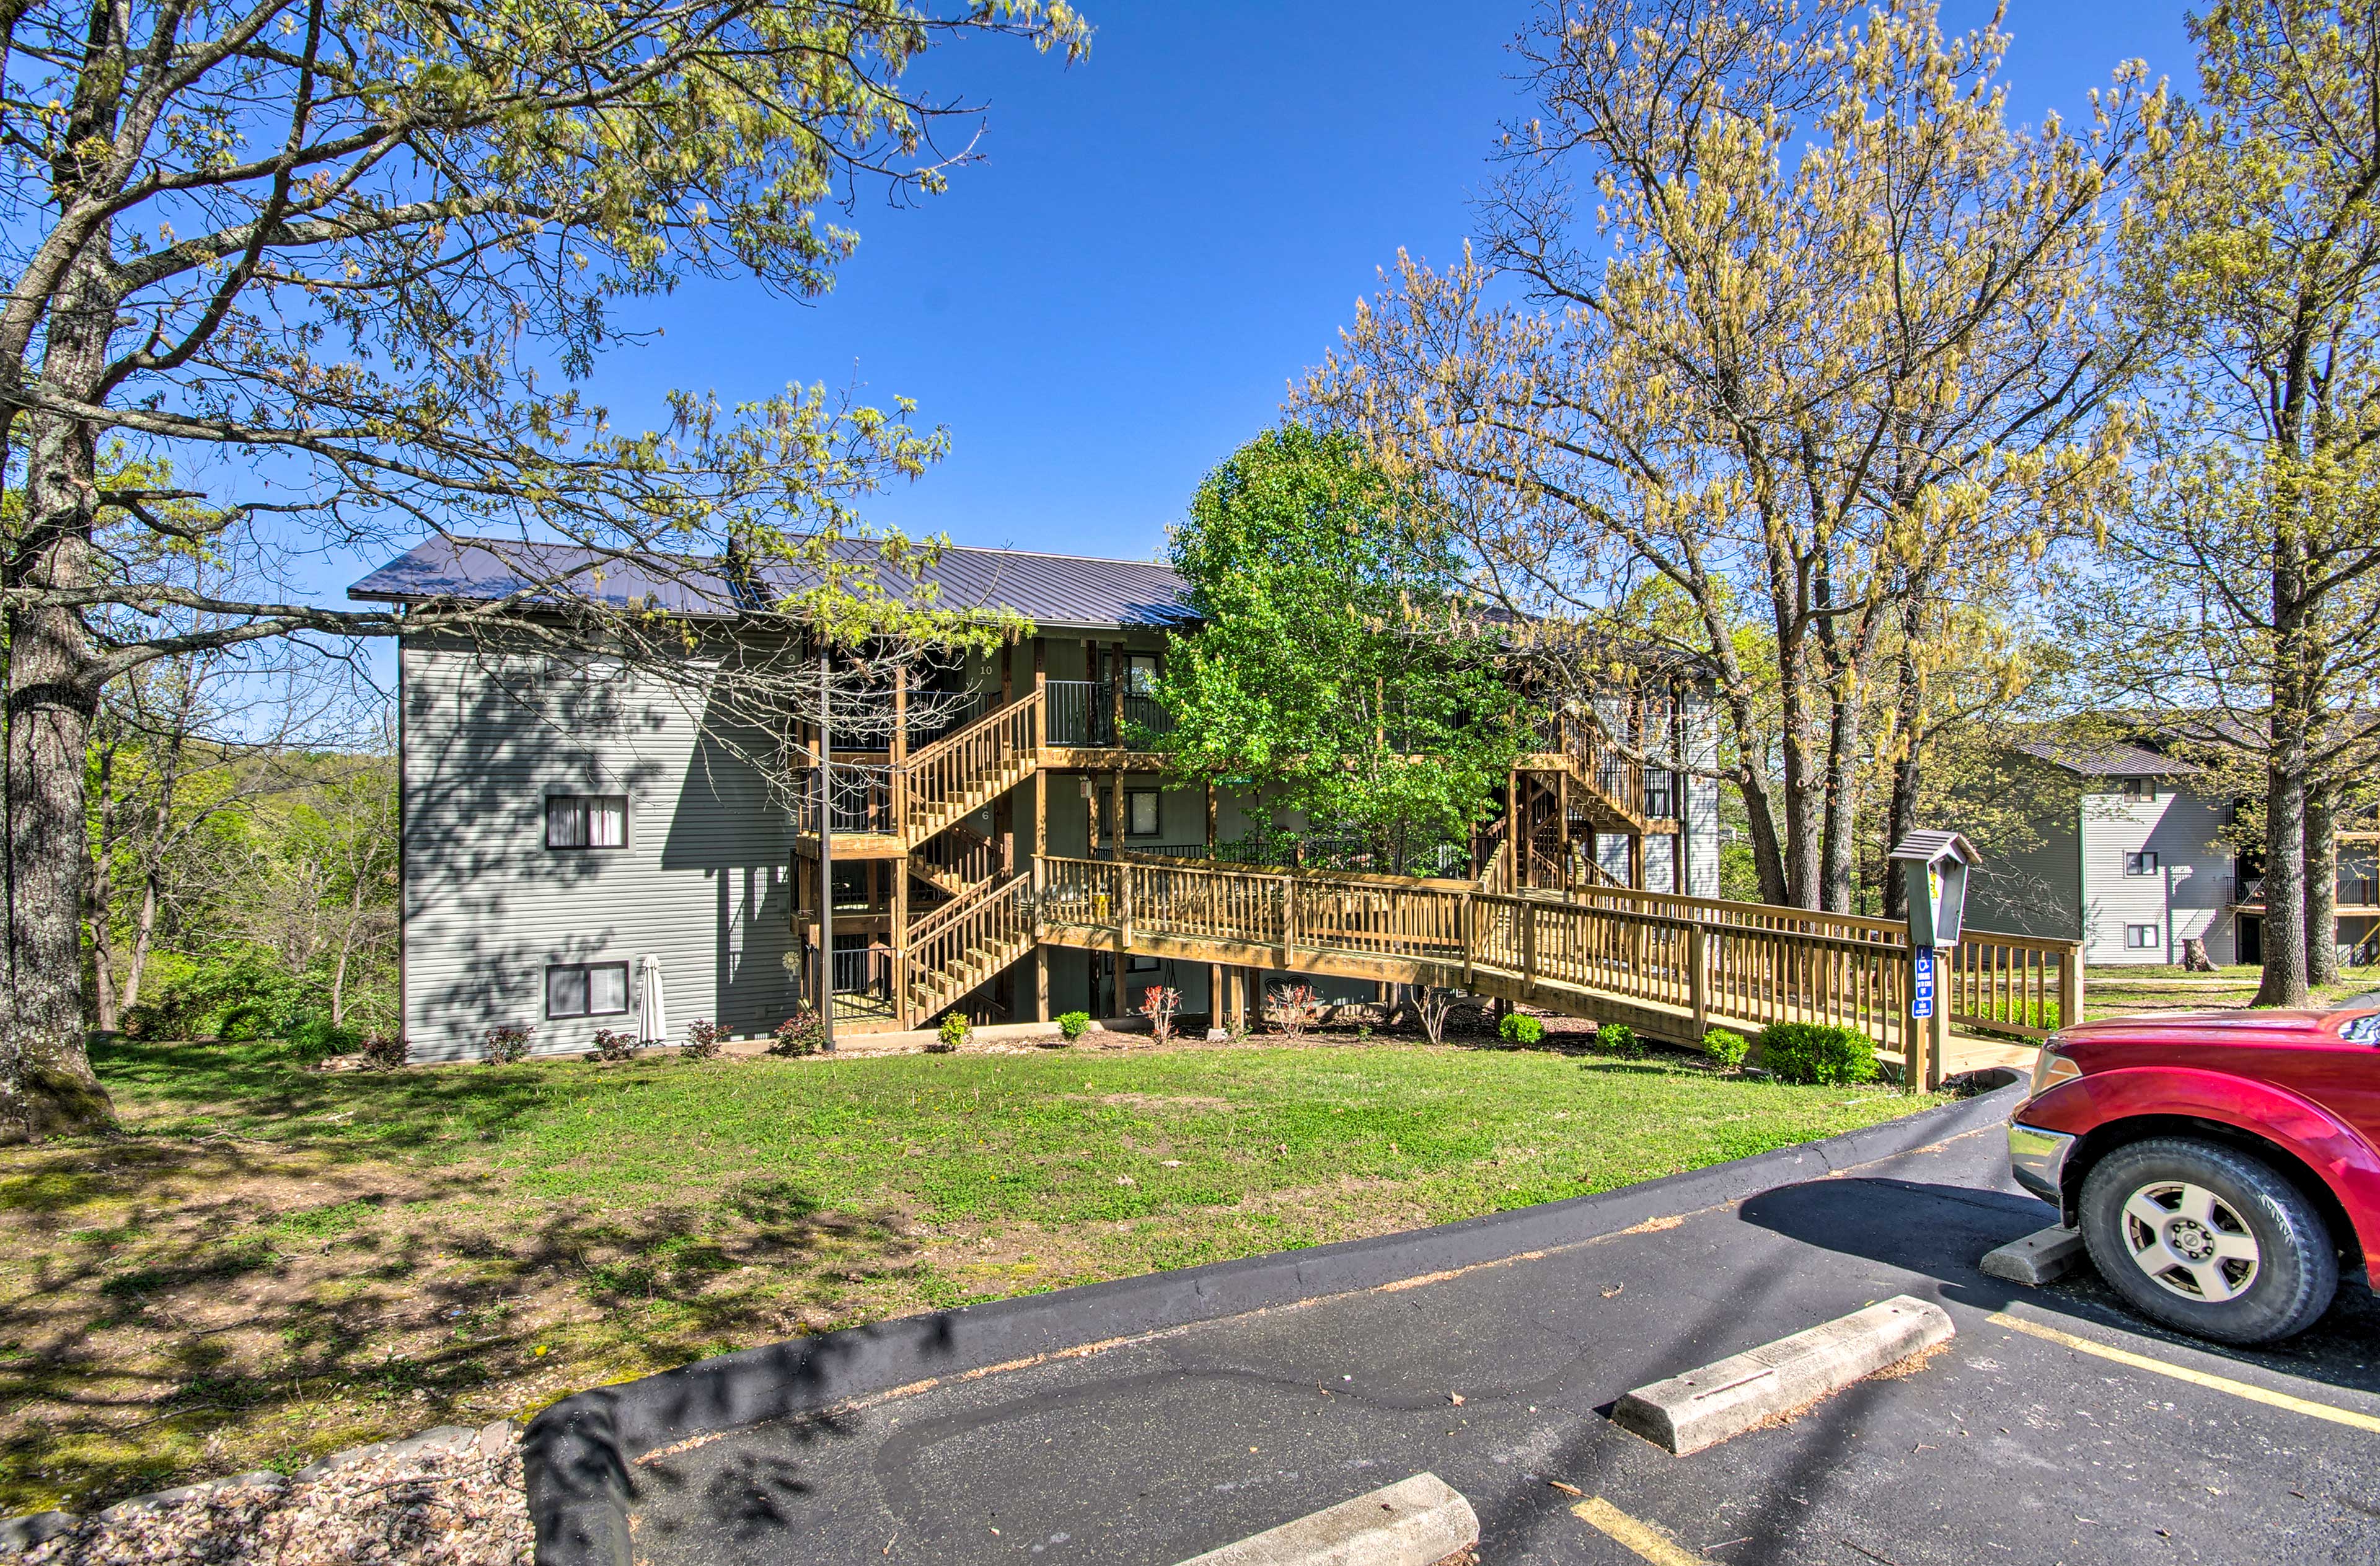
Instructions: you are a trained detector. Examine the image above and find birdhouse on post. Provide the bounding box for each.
[1888,830,1982,1097]
[1890,829,1980,950]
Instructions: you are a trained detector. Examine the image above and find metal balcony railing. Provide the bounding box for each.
[1042,681,1173,748]
[795,763,897,835]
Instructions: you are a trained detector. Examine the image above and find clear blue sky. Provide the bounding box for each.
[456,1,2202,573]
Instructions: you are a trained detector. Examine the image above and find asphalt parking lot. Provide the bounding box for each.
[613,1105,2380,1566]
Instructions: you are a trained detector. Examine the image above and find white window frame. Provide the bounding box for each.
[546,793,627,850]
[546,961,630,1019]
[2124,923,2161,950]
[2125,850,2159,877]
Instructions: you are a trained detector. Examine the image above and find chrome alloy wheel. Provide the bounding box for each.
[2121,1180,2261,1302]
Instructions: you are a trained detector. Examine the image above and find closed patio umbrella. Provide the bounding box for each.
[638,954,668,1044]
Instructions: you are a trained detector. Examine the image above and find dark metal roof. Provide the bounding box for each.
[346,534,1198,632]
[2009,738,2205,777]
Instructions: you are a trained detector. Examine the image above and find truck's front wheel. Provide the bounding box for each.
[2078,1136,2337,1345]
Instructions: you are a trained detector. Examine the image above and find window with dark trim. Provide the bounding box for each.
[2125,851,2159,877]
[2120,777,2155,800]
[2124,923,2161,950]
[1126,789,1161,838]
[546,794,627,849]
[547,962,630,1018]
[1125,653,1158,697]
[1127,953,1161,973]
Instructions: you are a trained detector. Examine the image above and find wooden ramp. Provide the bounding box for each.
[1029,854,2075,1089]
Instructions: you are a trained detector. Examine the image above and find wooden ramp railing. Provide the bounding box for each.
[1029,854,2079,1082]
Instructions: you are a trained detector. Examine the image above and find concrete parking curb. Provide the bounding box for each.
[1613,1295,1957,1454]
[1172,1472,1478,1566]
[524,1073,2025,1566]
[1980,1224,2087,1286]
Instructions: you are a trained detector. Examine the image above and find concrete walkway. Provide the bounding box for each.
[571,1105,2380,1565]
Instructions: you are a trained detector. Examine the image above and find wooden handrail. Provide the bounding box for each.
[900,687,1043,840]
[1031,853,2076,1061]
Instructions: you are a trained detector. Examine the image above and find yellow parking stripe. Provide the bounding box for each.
[1989,1312,2380,1433]
[1572,1497,1718,1566]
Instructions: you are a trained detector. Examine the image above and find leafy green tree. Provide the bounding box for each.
[2075,0,2380,1003]
[1156,425,1518,868]
[0,0,1086,1139]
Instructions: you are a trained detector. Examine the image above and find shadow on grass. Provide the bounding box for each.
[89,1037,570,1160]
[0,1118,915,1513]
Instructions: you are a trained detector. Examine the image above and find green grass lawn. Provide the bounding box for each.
[0,1035,1945,1514]
[2085,963,2378,1020]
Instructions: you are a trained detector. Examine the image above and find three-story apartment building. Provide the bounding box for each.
[352,537,1721,1060]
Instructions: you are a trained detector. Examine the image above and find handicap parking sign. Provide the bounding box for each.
[1912,945,1935,1019]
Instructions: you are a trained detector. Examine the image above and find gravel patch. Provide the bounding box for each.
[17,1443,531,1565]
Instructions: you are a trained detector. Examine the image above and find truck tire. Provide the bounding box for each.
[2078,1136,2338,1345]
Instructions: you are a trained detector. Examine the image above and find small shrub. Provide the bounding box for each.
[1139,985,1181,1045]
[1057,1011,1093,1043]
[284,1015,363,1066]
[1702,1029,1749,1071]
[1266,984,1325,1040]
[483,1022,535,1064]
[932,1011,971,1052]
[1595,1022,1643,1059]
[590,1027,640,1062]
[681,1019,725,1060]
[357,1032,410,1071]
[1757,1022,1879,1086]
[1415,986,1459,1046]
[1498,1012,1545,1048]
[769,1009,826,1057]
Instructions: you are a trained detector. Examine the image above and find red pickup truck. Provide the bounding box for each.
[2007,1005,2380,1343]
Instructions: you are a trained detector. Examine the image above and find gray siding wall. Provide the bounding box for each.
[2079,784,2236,966]
[1966,808,2081,942]
[400,633,800,1061]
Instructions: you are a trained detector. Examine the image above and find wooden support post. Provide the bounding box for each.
[1461,892,1476,986]
[1557,770,1572,896]
[1905,941,1935,1095]
[1209,962,1224,1030]
[1000,643,1013,707]
[2056,942,2084,1034]
[1522,897,1537,994]
[1110,640,1126,743]
[1688,922,1709,1036]
[1109,771,1124,860]
[1505,769,1520,888]
[1205,781,1217,857]
[1629,832,1645,889]
[1281,875,1297,964]
[892,851,910,1029]
[1034,947,1049,1022]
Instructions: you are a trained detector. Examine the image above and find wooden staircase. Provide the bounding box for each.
[913,820,1002,900]
[902,872,1039,1022]
[1529,707,1652,832]
[898,689,1042,846]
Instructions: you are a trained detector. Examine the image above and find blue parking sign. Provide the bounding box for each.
[1913,944,1935,1019]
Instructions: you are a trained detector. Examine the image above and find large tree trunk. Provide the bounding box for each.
[1817,687,1861,914]
[2306,778,2339,989]
[0,239,116,1141]
[2256,486,2314,1008]
[1881,596,1928,922]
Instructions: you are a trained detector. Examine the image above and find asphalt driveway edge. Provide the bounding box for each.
[524,1070,2028,1565]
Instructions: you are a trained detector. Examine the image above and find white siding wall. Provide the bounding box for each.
[399,634,801,1061]
[2078,784,2236,967]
